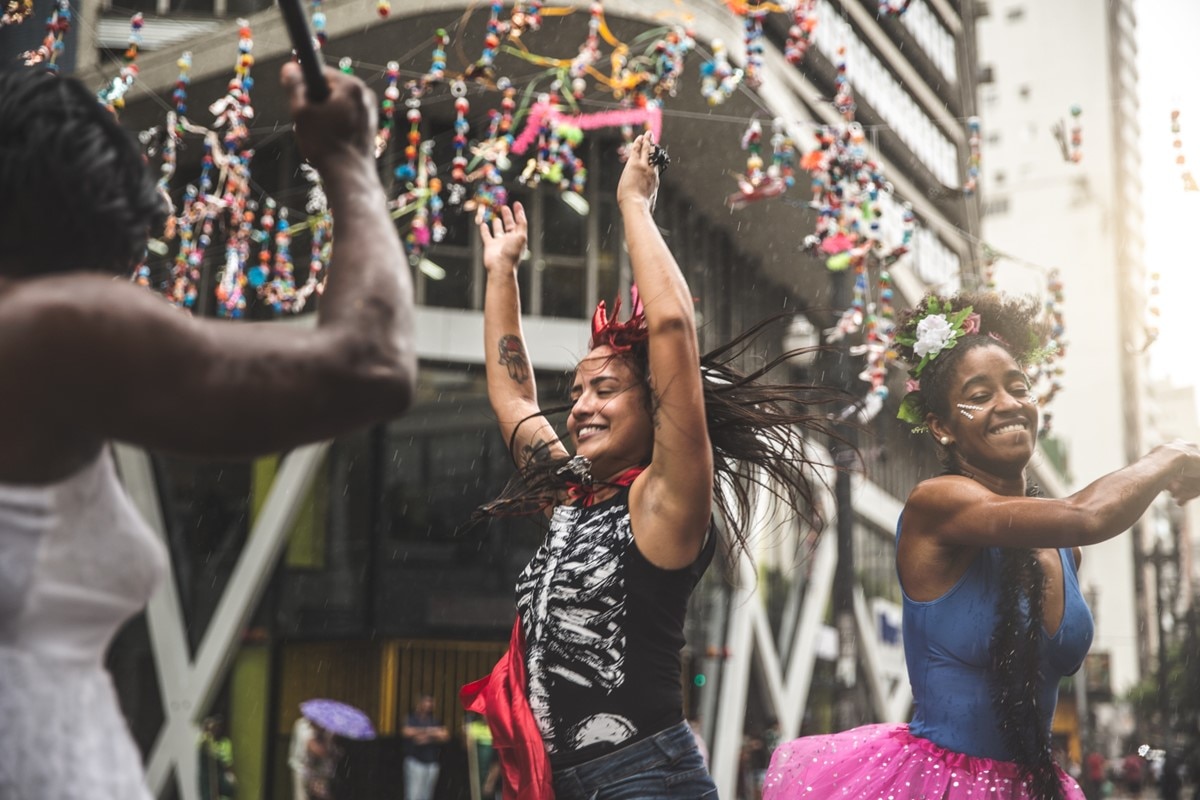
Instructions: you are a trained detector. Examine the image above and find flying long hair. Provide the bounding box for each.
[896,292,1063,800]
[474,311,850,564]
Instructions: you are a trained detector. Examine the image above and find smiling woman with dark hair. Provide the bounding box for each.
[463,133,842,800]
[765,292,1200,800]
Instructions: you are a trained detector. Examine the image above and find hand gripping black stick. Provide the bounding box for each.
[278,0,330,103]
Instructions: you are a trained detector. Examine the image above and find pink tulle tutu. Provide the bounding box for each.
[764,723,1084,799]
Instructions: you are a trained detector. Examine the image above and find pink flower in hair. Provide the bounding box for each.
[905,378,921,393]
[962,313,981,335]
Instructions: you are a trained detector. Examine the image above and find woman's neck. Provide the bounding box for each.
[953,459,1027,496]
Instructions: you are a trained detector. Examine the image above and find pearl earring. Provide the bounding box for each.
[939,436,951,446]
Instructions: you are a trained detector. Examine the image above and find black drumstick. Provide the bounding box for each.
[277,0,330,103]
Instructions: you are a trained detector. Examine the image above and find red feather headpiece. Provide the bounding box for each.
[589,285,649,352]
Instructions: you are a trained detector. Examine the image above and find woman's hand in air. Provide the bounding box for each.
[1161,439,1200,504]
[478,202,528,277]
[617,132,661,212]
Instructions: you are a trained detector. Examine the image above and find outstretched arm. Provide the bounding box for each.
[904,440,1200,551]
[621,133,714,570]
[479,203,568,469]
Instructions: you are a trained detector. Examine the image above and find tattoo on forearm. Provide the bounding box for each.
[521,436,553,468]
[497,335,530,384]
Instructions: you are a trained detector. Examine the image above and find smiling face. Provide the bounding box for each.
[566,345,655,479]
[928,343,1039,479]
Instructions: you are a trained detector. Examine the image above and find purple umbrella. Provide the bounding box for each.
[300,699,377,741]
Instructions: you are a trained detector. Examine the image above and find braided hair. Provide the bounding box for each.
[895,292,1063,800]
[475,314,850,564]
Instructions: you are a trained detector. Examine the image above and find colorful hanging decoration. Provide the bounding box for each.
[0,0,33,28]
[509,0,544,37]
[377,0,390,18]
[468,0,506,82]
[295,164,333,312]
[375,61,402,158]
[212,18,257,318]
[700,40,743,106]
[784,0,817,64]
[570,1,604,86]
[518,90,588,212]
[832,46,855,120]
[962,115,981,195]
[310,0,328,47]
[726,118,794,209]
[1144,267,1161,351]
[1053,105,1082,163]
[98,13,144,112]
[1030,269,1066,434]
[739,4,768,88]
[22,0,71,69]
[876,0,913,15]
[1171,109,1198,191]
[448,82,472,205]
[510,99,663,157]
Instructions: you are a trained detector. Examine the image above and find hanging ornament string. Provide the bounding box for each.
[212,18,257,318]
[374,60,402,158]
[1052,104,1082,163]
[784,0,817,65]
[295,164,332,311]
[962,115,981,195]
[876,0,913,15]
[22,0,70,68]
[1030,269,1066,434]
[700,39,742,106]
[1171,109,1198,191]
[448,81,472,205]
[310,0,327,48]
[98,13,144,112]
[722,117,792,207]
[1144,266,1161,352]
[0,0,33,28]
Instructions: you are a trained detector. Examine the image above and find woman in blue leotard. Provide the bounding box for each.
[765,292,1200,800]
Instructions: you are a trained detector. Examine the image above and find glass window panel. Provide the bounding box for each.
[596,199,620,304]
[541,193,586,256]
[541,261,586,318]
[423,249,472,309]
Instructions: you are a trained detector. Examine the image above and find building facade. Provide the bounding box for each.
[22,0,992,797]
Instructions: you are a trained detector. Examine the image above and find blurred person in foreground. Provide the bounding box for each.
[0,62,415,798]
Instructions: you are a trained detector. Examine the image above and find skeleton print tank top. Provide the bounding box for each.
[515,486,714,768]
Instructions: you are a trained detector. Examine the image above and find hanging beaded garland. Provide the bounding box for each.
[21,0,70,68]
[700,39,742,106]
[375,61,401,158]
[0,0,33,27]
[784,0,817,64]
[1171,109,1198,191]
[963,115,981,195]
[449,82,471,205]
[1053,105,1082,163]
[97,13,143,111]
[740,5,768,88]
[727,118,791,209]
[876,0,913,15]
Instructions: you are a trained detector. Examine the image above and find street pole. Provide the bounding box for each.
[829,269,860,730]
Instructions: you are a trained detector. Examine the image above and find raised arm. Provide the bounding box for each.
[903,440,1200,551]
[0,65,415,471]
[478,203,568,469]
[620,133,714,569]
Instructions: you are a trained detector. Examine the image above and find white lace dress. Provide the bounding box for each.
[0,449,166,799]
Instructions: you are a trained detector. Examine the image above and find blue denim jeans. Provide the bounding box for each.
[551,721,718,800]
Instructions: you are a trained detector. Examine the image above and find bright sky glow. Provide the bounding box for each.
[1138,0,1200,390]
